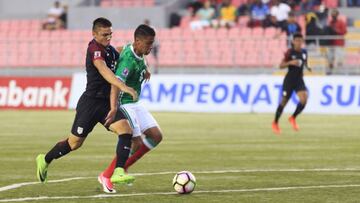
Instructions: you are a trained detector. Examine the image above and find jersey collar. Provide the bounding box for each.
[130,44,143,60]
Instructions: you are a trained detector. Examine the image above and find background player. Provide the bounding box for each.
[98,24,163,188]
[272,33,311,134]
[36,17,137,193]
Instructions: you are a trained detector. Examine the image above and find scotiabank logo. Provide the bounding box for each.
[0,77,72,109]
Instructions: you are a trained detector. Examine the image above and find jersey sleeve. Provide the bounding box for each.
[115,57,134,82]
[303,49,308,65]
[283,49,291,62]
[88,43,106,61]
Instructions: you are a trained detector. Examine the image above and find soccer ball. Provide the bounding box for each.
[172,171,196,194]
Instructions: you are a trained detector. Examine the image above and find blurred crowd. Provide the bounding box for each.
[187,0,346,42]
[187,0,348,74]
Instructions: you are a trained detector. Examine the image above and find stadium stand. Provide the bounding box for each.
[0,0,359,74]
[100,0,155,7]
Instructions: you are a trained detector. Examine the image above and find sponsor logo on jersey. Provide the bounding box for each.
[291,55,296,59]
[94,51,101,58]
[122,68,129,77]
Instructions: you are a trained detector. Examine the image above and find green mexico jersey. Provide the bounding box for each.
[115,44,147,104]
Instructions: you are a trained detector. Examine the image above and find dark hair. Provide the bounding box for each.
[92,17,112,31]
[293,33,303,39]
[134,24,156,39]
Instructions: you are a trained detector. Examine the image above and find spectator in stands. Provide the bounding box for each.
[247,0,270,28]
[60,4,68,29]
[280,11,301,38]
[263,14,280,29]
[270,0,291,28]
[43,1,64,30]
[210,0,222,18]
[326,9,347,74]
[315,4,329,28]
[300,0,315,14]
[237,0,254,16]
[347,0,360,6]
[187,0,204,17]
[212,0,237,28]
[190,0,216,30]
[305,12,324,45]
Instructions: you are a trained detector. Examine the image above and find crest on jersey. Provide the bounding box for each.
[122,68,129,77]
[77,127,83,135]
[94,51,101,58]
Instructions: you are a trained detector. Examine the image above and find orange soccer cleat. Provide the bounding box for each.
[272,121,281,135]
[288,116,299,131]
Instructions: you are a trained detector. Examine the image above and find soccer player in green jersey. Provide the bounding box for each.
[98,24,163,191]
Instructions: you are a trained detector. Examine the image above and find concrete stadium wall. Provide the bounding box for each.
[0,0,82,19]
[67,0,181,29]
[68,6,167,30]
[0,0,183,29]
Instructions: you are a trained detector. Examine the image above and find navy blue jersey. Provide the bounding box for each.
[84,39,119,99]
[283,48,307,79]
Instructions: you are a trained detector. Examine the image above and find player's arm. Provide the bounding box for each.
[280,60,300,69]
[104,85,120,126]
[279,50,299,69]
[110,85,119,110]
[94,60,137,101]
[304,52,312,72]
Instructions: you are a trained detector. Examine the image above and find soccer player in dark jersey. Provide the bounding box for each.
[272,33,311,134]
[36,18,137,193]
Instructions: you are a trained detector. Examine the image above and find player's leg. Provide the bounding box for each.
[289,89,308,131]
[272,82,291,134]
[97,110,134,193]
[107,119,136,185]
[123,104,162,171]
[123,126,163,171]
[36,95,98,183]
[100,106,141,184]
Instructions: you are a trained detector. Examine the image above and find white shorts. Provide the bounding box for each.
[119,102,159,137]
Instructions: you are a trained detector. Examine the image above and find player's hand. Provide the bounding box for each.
[144,69,151,83]
[104,108,117,126]
[288,60,300,66]
[126,87,138,101]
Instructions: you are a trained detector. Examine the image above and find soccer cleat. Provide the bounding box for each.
[288,116,299,131]
[36,154,48,183]
[98,172,116,193]
[272,121,281,135]
[110,168,135,185]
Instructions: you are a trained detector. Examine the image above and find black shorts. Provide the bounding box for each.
[71,94,126,137]
[282,77,306,99]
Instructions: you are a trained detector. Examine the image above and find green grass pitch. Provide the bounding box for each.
[1,111,360,202]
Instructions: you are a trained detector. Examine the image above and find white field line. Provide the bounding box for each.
[1,184,360,202]
[1,168,360,193]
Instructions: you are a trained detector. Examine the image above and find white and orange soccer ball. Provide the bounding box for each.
[172,171,196,194]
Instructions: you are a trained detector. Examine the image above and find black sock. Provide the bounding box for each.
[44,139,72,164]
[293,103,306,118]
[274,105,284,123]
[116,133,132,168]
